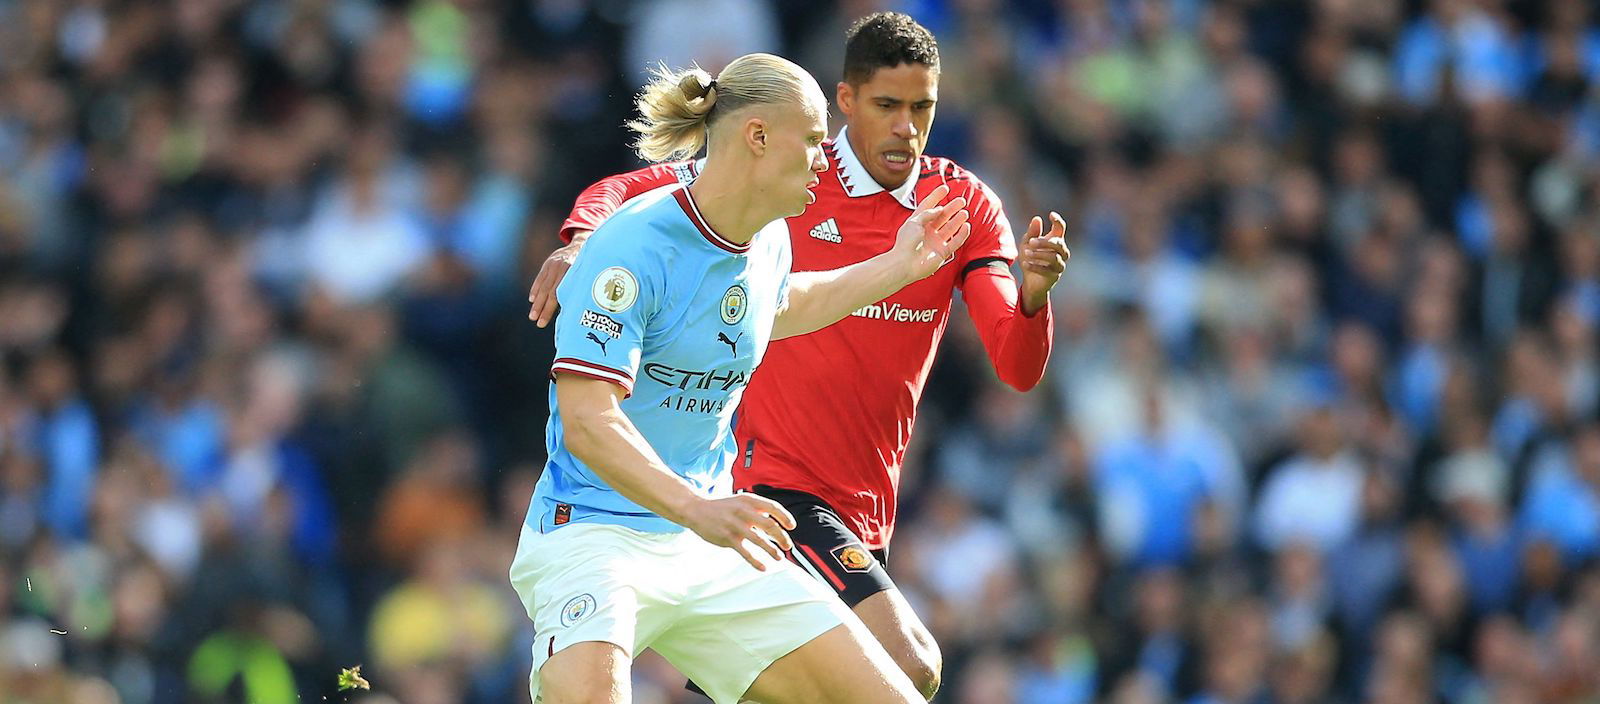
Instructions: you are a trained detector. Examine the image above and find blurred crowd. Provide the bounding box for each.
[0,0,1598,703]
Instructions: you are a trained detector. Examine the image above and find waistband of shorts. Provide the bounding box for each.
[745,484,832,509]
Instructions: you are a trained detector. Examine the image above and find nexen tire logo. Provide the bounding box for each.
[849,302,939,323]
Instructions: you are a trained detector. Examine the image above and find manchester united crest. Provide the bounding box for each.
[832,544,873,573]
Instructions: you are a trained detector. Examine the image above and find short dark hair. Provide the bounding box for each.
[842,12,939,85]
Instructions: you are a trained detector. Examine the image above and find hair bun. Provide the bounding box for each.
[677,70,716,101]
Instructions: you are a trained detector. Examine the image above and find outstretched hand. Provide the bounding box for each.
[1018,211,1069,314]
[893,184,972,284]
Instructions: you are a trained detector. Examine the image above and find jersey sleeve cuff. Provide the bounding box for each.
[551,358,636,397]
[558,219,594,244]
[1021,300,1052,320]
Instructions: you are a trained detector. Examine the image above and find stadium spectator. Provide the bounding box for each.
[2,1,1600,702]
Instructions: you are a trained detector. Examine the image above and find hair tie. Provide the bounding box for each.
[706,79,717,93]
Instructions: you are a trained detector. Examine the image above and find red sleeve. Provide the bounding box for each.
[954,176,1051,391]
[960,264,1053,391]
[954,179,1018,268]
[559,161,697,243]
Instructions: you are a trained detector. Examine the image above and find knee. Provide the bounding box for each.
[896,640,942,700]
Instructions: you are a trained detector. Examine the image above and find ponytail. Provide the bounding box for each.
[626,53,819,163]
[627,65,718,162]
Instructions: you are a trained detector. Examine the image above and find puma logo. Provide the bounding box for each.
[717,331,742,356]
[586,332,609,355]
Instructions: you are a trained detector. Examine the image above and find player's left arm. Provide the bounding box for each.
[773,185,971,339]
[959,185,1068,392]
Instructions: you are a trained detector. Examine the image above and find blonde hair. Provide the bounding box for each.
[628,53,819,163]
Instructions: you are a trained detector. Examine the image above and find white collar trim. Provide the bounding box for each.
[832,126,920,210]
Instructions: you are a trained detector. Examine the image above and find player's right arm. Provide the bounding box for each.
[528,162,693,327]
[548,223,795,571]
[555,376,797,570]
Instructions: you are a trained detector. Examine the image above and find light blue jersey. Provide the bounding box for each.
[529,185,792,534]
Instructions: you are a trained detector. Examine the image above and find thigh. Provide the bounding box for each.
[754,490,941,698]
[649,532,851,704]
[509,523,659,699]
[740,620,923,704]
[753,486,894,607]
[851,588,940,669]
[538,641,629,704]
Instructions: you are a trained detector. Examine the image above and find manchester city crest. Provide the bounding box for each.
[561,594,596,626]
[721,284,748,325]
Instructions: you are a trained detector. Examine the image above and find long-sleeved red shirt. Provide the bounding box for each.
[558,130,1053,549]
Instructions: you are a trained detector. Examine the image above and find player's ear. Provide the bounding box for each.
[836,82,855,117]
[744,116,767,155]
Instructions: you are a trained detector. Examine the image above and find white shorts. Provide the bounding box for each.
[509,521,852,704]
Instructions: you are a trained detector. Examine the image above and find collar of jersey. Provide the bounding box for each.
[672,186,751,254]
[830,126,920,210]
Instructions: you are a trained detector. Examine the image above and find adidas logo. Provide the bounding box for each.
[809,218,842,243]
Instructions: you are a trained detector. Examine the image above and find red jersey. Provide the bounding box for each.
[559,128,1053,549]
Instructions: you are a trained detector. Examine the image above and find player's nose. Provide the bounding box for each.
[892,112,918,139]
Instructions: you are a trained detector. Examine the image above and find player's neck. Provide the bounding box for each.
[686,170,776,245]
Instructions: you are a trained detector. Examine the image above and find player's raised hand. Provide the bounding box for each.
[1018,211,1070,314]
[894,184,972,282]
[528,233,589,328]
[680,493,797,571]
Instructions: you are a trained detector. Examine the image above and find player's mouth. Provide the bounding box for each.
[880,149,915,173]
[805,177,819,204]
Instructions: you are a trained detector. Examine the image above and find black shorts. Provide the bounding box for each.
[750,485,894,608]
